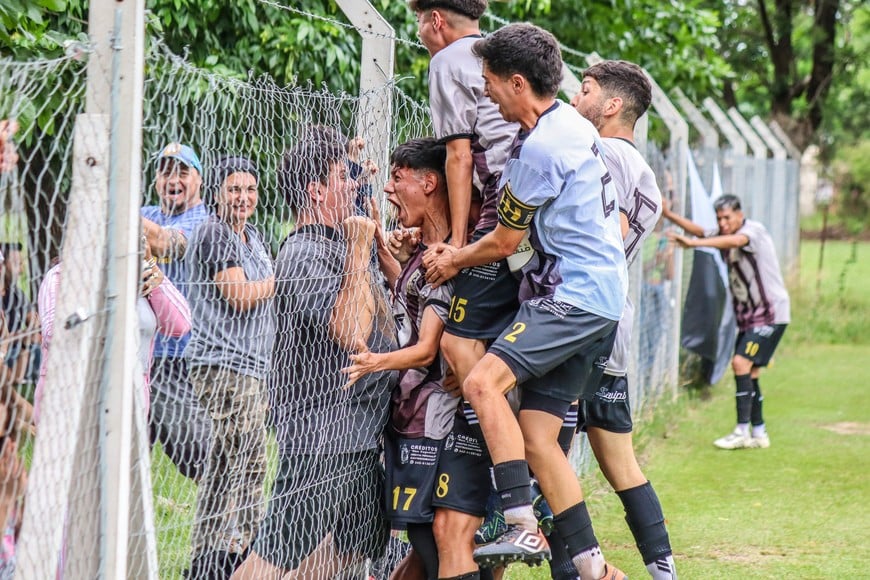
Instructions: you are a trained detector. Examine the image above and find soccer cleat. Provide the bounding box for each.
[751,432,771,448]
[530,478,555,536]
[600,561,629,579]
[473,525,551,568]
[475,492,507,545]
[713,429,753,450]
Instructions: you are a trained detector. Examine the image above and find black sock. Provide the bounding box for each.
[553,501,597,557]
[407,522,439,580]
[493,460,532,510]
[735,373,753,424]
[750,377,764,426]
[547,527,579,580]
[617,481,673,565]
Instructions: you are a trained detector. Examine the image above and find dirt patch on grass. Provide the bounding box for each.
[820,422,870,435]
[702,546,790,563]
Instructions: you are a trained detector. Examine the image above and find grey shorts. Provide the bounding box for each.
[252,450,388,570]
[489,298,618,404]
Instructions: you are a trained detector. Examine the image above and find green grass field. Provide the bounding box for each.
[150,240,869,578]
[506,239,870,578]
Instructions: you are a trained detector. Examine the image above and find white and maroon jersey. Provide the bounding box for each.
[390,244,457,440]
[707,219,791,331]
[429,36,519,232]
[601,137,662,376]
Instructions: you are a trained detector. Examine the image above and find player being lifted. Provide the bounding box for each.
[570,59,677,580]
[425,23,629,580]
[411,1,526,579]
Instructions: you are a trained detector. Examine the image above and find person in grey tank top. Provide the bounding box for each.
[665,194,790,451]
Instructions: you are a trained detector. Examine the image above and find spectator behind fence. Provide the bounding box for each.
[0,400,28,579]
[0,120,18,175]
[1,243,41,391]
[140,142,212,480]
[184,156,276,579]
[231,130,398,580]
[664,194,790,450]
[0,248,36,435]
[34,239,191,424]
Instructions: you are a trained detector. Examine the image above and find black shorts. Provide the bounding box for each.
[384,430,443,525]
[444,231,520,340]
[734,324,787,367]
[252,451,388,570]
[579,374,633,434]
[430,402,492,517]
[490,298,618,404]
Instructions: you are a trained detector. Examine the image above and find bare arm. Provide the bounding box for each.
[214,267,275,312]
[329,216,377,352]
[343,306,445,387]
[369,197,400,291]
[661,201,705,238]
[423,224,526,287]
[143,217,188,260]
[668,231,749,250]
[445,138,474,248]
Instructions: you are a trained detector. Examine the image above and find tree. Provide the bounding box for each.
[703,0,865,152]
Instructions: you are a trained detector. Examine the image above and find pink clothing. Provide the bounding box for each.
[34,264,191,423]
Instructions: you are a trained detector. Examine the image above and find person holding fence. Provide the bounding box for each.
[141,143,212,480]
[570,59,677,580]
[664,194,790,450]
[424,23,628,579]
[184,155,275,579]
[231,128,397,580]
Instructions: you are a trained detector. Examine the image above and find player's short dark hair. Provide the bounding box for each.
[279,126,347,213]
[583,60,652,124]
[473,23,562,98]
[408,0,487,20]
[390,138,447,182]
[713,194,742,212]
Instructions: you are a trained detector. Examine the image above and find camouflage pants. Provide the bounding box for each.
[189,365,268,556]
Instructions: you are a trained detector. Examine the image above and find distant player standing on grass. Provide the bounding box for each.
[570,59,677,580]
[425,23,629,579]
[664,194,790,450]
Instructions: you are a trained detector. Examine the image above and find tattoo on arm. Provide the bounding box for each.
[167,228,188,260]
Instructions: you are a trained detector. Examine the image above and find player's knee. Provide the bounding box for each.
[433,509,478,549]
[731,355,753,374]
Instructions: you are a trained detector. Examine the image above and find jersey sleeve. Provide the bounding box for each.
[419,280,453,325]
[197,221,243,279]
[497,158,555,230]
[429,61,477,141]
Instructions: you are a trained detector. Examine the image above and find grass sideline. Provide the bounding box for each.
[506,239,870,579]
[148,240,869,578]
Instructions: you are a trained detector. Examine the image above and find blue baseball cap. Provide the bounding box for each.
[156,142,203,175]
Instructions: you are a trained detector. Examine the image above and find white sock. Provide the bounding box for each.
[646,555,677,579]
[751,424,767,438]
[503,505,538,533]
[571,545,605,579]
[735,423,750,436]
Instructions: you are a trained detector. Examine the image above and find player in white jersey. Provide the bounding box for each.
[570,60,677,580]
[425,24,629,579]
[665,194,790,450]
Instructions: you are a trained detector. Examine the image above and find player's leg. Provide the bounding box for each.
[389,546,427,580]
[431,404,493,578]
[747,324,787,448]
[441,333,488,385]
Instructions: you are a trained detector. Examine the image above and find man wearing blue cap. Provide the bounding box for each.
[141,142,212,480]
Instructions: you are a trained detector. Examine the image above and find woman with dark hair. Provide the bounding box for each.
[185,156,276,579]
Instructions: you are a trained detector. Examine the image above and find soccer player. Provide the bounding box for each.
[664,194,790,449]
[342,137,458,580]
[570,60,677,580]
[425,23,628,580]
[411,2,524,578]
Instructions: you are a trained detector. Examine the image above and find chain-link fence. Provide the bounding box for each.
[0,2,803,578]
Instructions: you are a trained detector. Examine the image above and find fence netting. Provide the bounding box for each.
[0,8,798,580]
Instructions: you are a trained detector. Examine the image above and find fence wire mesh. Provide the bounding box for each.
[0,6,802,579]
